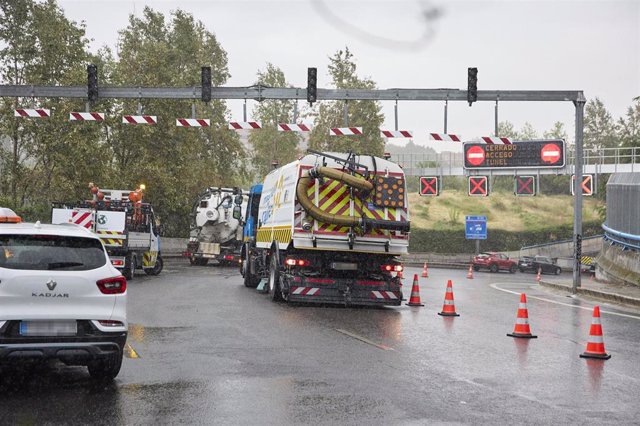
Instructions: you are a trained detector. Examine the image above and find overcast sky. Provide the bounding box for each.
[59,0,639,152]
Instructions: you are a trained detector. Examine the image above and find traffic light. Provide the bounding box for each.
[201,66,212,102]
[307,67,317,104]
[467,67,478,106]
[514,176,536,196]
[468,176,488,196]
[571,174,594,196]
[87,64,98,103]
[419,176,439,196]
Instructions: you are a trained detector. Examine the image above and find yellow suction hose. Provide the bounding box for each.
[296,167,409,232]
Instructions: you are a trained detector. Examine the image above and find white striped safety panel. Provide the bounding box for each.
[290,287,320,296]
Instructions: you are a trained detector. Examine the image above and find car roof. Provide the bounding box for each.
[0,221,98,239]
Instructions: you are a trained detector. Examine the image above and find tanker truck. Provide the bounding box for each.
[183,187,246,266]
[240,151,410,306]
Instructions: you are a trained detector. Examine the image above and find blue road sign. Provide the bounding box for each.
[465,215,487,240]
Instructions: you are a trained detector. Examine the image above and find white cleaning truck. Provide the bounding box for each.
[240,151,410,306]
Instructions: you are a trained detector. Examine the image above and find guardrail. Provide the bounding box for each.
[602,223,640,251]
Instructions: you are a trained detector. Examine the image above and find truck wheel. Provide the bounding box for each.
[490,264,498,273]
[145,255,163,276]
[242,249,259,288]
[123,253,135,280]
[189,257,198,266]
[268,254,283,302]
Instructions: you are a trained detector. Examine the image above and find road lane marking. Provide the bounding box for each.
[490,283,640,320]
[124,343,141,358]
[335,329,395,351]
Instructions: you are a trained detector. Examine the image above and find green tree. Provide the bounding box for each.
[618,100,640,149]
[543,121,568,140]
[497,121,518,139]
[0,0,100,216]
[308,47,384,155]
[248,63,301,179]
[584,98,617,151]
[110,7,245,235]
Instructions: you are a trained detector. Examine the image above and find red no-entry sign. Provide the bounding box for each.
[466,146,486,166]
[541,143,562,165]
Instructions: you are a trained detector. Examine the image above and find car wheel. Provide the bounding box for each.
[555,267,561,275]
[518,267,524,273]
[243,248,259,288]
[268,253,283,302]
[509,265,517,274]
[145,255,163,276]
[490,264,498,273]
[473,265,480,272]
[88,350,123,381]
[123,253,135,280]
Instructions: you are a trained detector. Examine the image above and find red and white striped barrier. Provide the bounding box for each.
[381,130,413,138]
[371,290,399,300]
[70,210,93,229]
[329,127,362,136]
[14,108,50,118]
[290,287,320,296]
[481,136,512,144]
[176,118,210,127]
[228,121,261,130]
[122,115,157,125]
[278,123,310,132]
[429,133,461,142]
[69,112,105,121]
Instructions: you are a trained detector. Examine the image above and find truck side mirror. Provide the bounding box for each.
[234,194,243,206]
[232,205,241,220]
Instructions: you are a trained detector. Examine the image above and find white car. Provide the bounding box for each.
[0,208,127,380]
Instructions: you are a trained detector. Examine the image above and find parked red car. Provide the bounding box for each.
[472,252,518,273]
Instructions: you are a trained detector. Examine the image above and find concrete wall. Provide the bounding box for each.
[161,237,189,256]
[519,236,602,259]
[596,243,640,287]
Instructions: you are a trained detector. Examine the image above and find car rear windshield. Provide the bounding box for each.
[0,234,107,271]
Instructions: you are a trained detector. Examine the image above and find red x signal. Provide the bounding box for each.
[468,176,488,196]
[419,176,439,196]
[515,176,535,196]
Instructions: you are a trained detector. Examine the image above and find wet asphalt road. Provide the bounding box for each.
[1,260,640,425]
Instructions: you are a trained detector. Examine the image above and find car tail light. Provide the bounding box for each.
[285,257,311,267]
[98,320,124,327]
[223,255,235,261]
[97,276,127,294]
[381,264,403,272]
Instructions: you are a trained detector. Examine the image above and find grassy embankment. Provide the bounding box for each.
[408,191,602,231]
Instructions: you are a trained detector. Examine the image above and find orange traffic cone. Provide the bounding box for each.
[507,293,537,338]
[580,306,611,359]
[466,264,474,279]
[421,261,429,278]
[406,274,424,307]
[438,279,460,316]
[536,267,541,283]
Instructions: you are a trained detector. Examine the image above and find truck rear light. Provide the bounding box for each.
[111,259,124,267]
[182,251,192,257]
[381,264,403,272]
[97,276,127,294]
[285,257,311,267]
[98,320,124,327]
